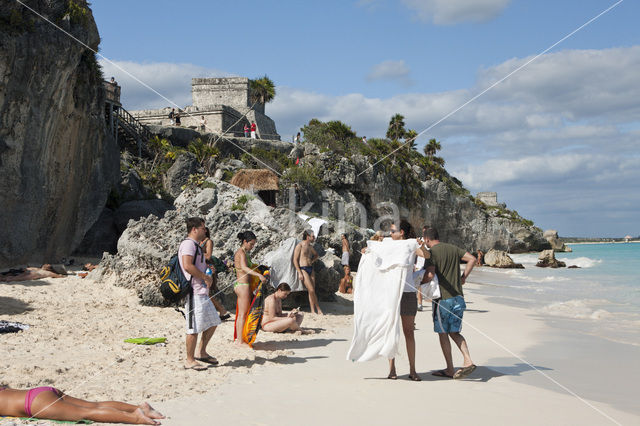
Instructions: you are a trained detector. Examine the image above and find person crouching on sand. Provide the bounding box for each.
[0,385,163,424]
[262,283,306,333]
[234,230,266,347]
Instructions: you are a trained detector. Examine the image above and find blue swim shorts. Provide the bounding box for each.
[432,295,466,333]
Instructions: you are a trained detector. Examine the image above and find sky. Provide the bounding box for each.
[90,0,640,238]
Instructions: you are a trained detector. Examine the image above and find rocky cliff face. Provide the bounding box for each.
[94,180,362,306]
[288,147,550,253]
[0,1,119,267]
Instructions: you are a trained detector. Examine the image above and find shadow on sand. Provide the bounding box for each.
[365,364,552,383]
[253,338,346,351]
[0,296,34,315]
[0,279,51,287]
[220,354,328,368]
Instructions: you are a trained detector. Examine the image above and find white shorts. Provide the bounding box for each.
[341,252,349,266]
[186,293,221,334]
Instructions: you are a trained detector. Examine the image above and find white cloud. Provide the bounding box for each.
[99,60,231,110]
[366,60,413,86]
[400,0,510,25]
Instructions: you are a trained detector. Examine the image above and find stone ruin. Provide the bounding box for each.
[131,77,280,140]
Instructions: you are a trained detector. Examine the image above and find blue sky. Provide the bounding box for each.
[92,0,640,238]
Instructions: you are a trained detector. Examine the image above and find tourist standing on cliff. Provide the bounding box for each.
[244,123,250,137]
[293,230,323,315]
[179,217,221,370]
[199,116,206,131]
[250,122,257,139]
[168,108,175,125]
[175,111,181,126]
[423,227,477,379]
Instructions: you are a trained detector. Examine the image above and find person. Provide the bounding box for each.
[416,225,429,311]
[109,76,117,85]
[199,116,206,131]
[0,385,163,424]
[200,227,231,320]
[234,230,267,347]
[175,111,181,126]
[360,231,384,254]
[243,123,250,137]
[294,132,301,143]
[293,230,323,315]
[387,220,429,382]
[261,283,305,333]
[423,227,477,379]
[168,108,175,126]
[179,217,221,371]
[338,234,352,294]
[250,122,257,139]
[476,250,484,266]
[362,136,367,144]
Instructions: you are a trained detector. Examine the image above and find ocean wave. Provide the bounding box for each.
[517,275,570,283]
[538,299,612,320]
[557,256,602,268]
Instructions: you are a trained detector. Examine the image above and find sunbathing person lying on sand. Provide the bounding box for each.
[0,264,70,282]
[0,385,164,424]
[262,283,306,333]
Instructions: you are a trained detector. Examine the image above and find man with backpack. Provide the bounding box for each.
[179,217,221,370]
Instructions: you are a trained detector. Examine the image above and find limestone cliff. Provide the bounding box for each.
[0,0,119,267]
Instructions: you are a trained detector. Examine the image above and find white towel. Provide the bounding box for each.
[346,239,418,362]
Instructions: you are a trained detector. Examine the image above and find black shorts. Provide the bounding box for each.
[400,291,417,316]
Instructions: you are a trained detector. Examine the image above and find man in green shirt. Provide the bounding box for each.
[423,227,477,379]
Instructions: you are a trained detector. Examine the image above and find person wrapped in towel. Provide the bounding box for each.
[347,220,429,381]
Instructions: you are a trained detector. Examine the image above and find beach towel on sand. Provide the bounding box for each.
[347,239,419,362]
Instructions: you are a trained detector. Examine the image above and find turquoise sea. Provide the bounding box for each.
[469,242,640,346]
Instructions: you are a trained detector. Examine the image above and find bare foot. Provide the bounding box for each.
[234,340,251,349]
[134,407,160,424]
[140,402,165,419]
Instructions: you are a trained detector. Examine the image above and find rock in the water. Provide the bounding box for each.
[0,1,119,267]
[483,249,524,269]
[536,249,566,268]
[163,153,201,197]
[543,229,572,252]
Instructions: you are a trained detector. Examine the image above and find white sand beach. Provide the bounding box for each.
[1,270,639,425]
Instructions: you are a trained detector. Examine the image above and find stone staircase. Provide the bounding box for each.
[103,80,152,156]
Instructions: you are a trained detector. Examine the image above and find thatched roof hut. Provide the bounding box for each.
[230,169,279,190]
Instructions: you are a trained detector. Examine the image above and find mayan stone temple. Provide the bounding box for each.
[131,77,280,139]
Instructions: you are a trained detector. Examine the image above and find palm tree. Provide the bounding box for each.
[386,113,406,142]
[423,138,441,158]
[249,75,276,105]
[405,129,418,150]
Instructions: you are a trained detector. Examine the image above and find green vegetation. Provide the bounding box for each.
[281,164,325,192]
[67,0,89,27]
[181,174,217,191]
[231,194,254,211]
[187,137,220,166]
[240,147,293,173]
[249,75,276,105]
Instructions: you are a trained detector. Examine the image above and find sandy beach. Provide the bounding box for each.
[2,267,639,425]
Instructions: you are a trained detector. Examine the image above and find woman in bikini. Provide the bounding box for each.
[200,227,230,320]
[0,385,163,424]
[233,230,266,347]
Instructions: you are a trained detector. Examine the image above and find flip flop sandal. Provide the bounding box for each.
[431,369,454,378]
[195,356,219,366]
[454,365,477,379]
[408,373,422,381]
[184,364,208,371]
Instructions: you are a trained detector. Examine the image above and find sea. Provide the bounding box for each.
[469,242,640,347]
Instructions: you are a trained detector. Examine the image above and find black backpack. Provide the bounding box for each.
[159,241,200,304]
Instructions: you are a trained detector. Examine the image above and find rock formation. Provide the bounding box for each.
[93,179,365,306]
[483,249,524,269]
[536,249,566,268]
[284,143,550,253]
[543,229,572,252]
[0,1,119,267]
